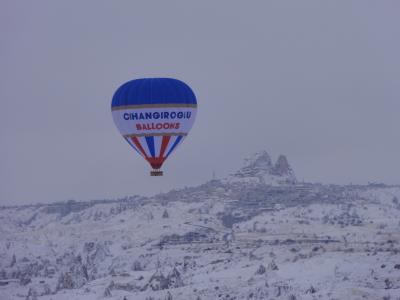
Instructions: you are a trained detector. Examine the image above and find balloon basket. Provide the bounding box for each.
[150,170,163,176]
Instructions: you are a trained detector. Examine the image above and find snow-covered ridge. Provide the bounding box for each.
[1,151,400,300]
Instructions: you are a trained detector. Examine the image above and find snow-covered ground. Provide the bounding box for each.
[1,152,399,300]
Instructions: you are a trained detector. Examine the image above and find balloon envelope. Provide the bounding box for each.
[111,78,197,173]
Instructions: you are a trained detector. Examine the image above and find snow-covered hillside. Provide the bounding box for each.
[1,151,399,300]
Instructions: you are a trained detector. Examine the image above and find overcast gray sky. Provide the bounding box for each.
[1,1,399,205]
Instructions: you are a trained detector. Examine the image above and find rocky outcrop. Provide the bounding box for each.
[167,267,183,288]
[162,209,169,218]
[273,155,293,176]
[143,267,184,291]
[54,242,112,291]
[267,260,279,271]
[56,263,88,290]
[229,151,297,185]
[144,269,169,291]
[25,288,38,300]
[234,151,274,178]
[256,264,266,275]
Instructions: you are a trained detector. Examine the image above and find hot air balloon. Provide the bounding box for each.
[111,78,197,176]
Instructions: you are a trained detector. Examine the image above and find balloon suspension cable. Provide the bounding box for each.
[150,170,163,176]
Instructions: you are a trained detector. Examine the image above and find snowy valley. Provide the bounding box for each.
[1,151,400,300]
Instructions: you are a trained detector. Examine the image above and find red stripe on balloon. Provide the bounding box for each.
[159,136,171,158]
[131,137,148,158]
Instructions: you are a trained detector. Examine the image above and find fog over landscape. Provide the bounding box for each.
[1,1,400,205]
